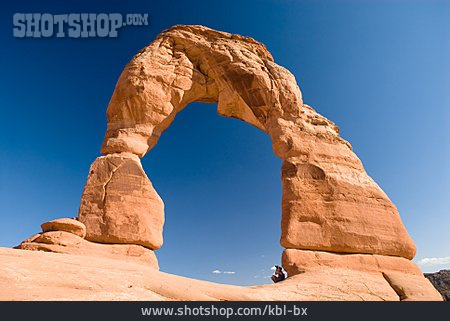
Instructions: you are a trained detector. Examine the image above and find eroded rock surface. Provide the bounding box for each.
[382,271,443,301]
[41,218,86,238]
[282,249,423,277]
[79,25,415,259]
[78,153,164,250]
[16,219,158,268]
[282,249,440,301]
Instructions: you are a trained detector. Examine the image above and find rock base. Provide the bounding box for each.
[16,218,158,269]
[282,249,442,301]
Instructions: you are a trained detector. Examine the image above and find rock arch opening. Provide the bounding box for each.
[142,101,282,284]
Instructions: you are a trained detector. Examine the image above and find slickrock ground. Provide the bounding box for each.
[7,216,441,301]
[0,248,441,301]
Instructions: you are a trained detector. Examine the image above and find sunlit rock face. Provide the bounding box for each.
[78,153,164,250]
[83,25,415,260]
[15,218,158,269]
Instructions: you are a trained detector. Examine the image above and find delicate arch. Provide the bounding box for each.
[78,25,416,261]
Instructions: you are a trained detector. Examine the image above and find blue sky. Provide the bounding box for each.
[0,0,449,285]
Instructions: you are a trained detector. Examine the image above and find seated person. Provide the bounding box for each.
[271,265,286,283]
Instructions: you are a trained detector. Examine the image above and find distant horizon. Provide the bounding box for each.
[1,0,449,285]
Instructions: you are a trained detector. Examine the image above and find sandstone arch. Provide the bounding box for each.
[78,25,416,266]
[10,25,442,301]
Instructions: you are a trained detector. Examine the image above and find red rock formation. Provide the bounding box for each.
[78,153,164,249]
[11,25,439,301]
[16,218,158,268]
[81,25,415,259]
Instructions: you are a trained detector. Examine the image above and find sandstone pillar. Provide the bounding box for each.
[78,153,164,250]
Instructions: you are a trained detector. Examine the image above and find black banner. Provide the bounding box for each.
[1,301,448,321]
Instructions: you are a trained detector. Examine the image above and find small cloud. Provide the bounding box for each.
[416,256,450,267]
[261,255,265,258]
[212,270,236,275]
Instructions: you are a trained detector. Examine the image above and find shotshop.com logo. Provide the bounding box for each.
[13,13,149,38]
